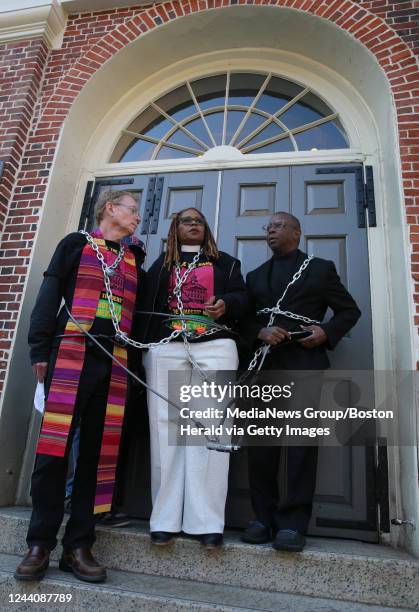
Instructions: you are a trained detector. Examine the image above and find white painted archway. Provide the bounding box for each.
[83,49,368,173]
[5,5,417,555]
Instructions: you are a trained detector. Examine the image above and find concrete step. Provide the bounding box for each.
[1,507,418,610]
[0,552,414,612]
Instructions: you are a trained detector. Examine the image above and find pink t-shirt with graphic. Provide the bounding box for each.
[168,260,214,335]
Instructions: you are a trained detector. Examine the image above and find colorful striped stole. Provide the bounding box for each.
[36,230,138,513]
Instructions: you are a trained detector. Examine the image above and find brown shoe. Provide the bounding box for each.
[14,546,50,581]
[59,548,106,583]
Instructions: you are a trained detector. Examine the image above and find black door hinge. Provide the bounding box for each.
[140,176,164,235]
[140,176,157,235]
[149,176,164,234]
[315,165,377,229]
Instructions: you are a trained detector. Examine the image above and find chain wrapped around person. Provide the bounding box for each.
[73,231,320,451]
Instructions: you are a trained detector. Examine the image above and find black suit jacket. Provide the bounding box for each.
[243,250,361,370]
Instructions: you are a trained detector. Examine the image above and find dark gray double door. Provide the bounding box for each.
[88,163,377,541]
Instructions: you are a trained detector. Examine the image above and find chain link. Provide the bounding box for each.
[256,255,319,324]
[172,252,230,338]
[172,250,231,379]
[172,249,203,333]
[80,230,124,274]
[258,307,321,326]
[78,233,319,449]
[80,233,317,369]
[247,345,265,372]
[80,232,230,352]
[247,255,319,372]
[80,231,181,349]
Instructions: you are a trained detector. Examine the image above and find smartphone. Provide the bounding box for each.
[288,330,313,340]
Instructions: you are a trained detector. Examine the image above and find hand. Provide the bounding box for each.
[33,362,48,382]
[205,296,226,319]
[297,325,327,348]
[257,326,291,346]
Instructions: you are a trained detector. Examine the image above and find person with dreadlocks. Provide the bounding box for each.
[141,207,248,549]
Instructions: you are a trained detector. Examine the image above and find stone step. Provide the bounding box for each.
[1,507,418,610]
[0,552,413,612]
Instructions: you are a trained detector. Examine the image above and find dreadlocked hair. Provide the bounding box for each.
[164,207,219,269]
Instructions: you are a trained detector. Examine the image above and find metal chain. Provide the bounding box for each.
[172,251,205,377]
[260,307,321,325]
[172,249,203,326]
[79,230,124,274]
[256,255,318,323]
[80,232,230,351]
[80,231,181,348]
[172,252,230,340]
[172,250,226,379]
[77,234,318,450]
[247,255,319,372]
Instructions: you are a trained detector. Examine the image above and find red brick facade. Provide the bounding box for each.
[0,0,417,393]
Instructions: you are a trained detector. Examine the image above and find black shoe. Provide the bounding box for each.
[150,531,174,546]
[199,533,223,549]
[272,529,306,552]
[241,521,271,544]
[59,548,106,583]
[96,512,131,528]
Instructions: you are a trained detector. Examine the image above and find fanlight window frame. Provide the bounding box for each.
[110,71,350,164]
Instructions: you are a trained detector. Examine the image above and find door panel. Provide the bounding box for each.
[143,171,219,268]
[305,180,345,214]
[217,167,289,277]
[236,238,270,278]
[291,165,376,539]
[217,167,290,526]
[85,164,377,541]
[217,164,376,540]
[291,164,373,370]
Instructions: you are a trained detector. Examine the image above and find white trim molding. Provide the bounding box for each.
[0,1,66,48]
[93,149,366,177]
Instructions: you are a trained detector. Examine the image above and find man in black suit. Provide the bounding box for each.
[241,211,361,552]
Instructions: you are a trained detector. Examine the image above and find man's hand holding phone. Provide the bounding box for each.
[257,326,291,345]
[297,325,327,348]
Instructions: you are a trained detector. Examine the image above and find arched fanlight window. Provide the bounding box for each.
[110,72,349,162]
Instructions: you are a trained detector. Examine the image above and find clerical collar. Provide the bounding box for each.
[273,248,299,261]
[181,244,201,253]
[105,239,121,250]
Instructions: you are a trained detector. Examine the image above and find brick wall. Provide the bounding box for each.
[0,0,417,394]
[0,38,49,385]
[0,39,49,233]
[358,0,418,52]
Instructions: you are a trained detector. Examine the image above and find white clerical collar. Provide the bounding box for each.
[181,244,201,253]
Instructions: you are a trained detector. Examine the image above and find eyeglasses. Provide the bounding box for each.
[114,203,139,216]
[178,216,205,226]
[262,221,289,232]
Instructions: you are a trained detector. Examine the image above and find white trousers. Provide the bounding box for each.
[143,338,238,534]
